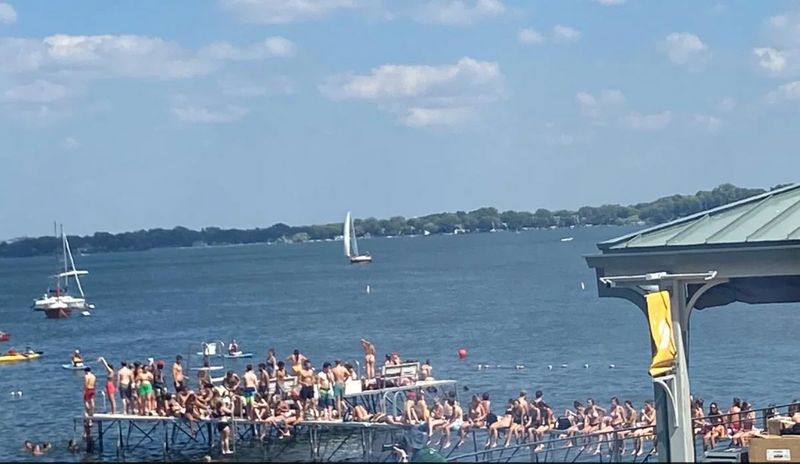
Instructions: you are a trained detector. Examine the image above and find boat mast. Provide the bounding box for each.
[61,224,68,293]
[63,227,85,298]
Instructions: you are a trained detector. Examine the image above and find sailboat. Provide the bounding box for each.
[343,211,372,264]
[32,224,94,319]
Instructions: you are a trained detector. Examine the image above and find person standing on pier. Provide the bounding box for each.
[97,357,117,415]
[267,348,277,376]
[360,339,376,380]
[118,361,134,414]
[298,360,316,417]
[172,355,185,392]
[83,366,96,417]
[243,364,258,420]
[317,362,335,420]
[287,349,308,376]
[331,360,348,418]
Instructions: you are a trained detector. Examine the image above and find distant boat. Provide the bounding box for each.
[344,211,372,264]
[32,224,94,319]
[560,237,574,242]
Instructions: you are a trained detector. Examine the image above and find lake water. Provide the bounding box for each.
[1,225,798,461]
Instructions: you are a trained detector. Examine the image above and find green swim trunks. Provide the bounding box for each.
[333,382,344,398]
[138,382,153,396]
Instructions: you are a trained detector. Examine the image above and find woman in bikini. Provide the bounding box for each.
[97,357,117,415]
[619,400,638,455]
[732,401,756,447]
[503,399,526,447]
[692,399,706,438]
[533,403,555,452]
[703,402,726,451]
[486,399,514,448]
[632,401,655,457]
[562,401,585,447]
[360,339,376,380]
[136,365,154,416]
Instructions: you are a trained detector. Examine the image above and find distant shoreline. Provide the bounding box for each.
[0,183,780,258]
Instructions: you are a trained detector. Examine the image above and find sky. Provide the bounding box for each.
[0,0,799,238]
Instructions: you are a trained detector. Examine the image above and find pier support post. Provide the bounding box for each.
[98,420,104,454]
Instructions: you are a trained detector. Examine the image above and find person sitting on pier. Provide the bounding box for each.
[727,398,742,437]
[485,399,514,448]
[83,366,96,417]
[228,339,239,355]
[632,400,655,457]
[402,392,420,424]
[618,400,639,455]
[561,401,585,446]
[503,399,526,448]
[72,350,83,367]
[532,401,555,452]
[360,339,376,380]
[457,394,487,448]
[703,402,727,451]
[692,398,706,438]
[732,401,756,447]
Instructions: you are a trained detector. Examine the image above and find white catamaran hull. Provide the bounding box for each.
[349,255,373,264]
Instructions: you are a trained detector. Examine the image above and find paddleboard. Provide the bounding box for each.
[189,366,224,371]
[62,363,88,370]
[223,352,253,359]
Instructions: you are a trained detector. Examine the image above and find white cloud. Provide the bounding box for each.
[595,0,625,5]
[716,97,736,112]
[200,37,296,60]
[518,28,544,45]
[172,104,249,123]
[3,80,72,103]
[754,47,787,73]
[320,57,504,127]
[575,89,625,118]
[220,0,357,24]
[766,81,800,103]
[692,114,722,133]
[400,106,475,127]
[552,25,581,43]
[661,32,709,68]
[415,0,506,26]
[621,111,672,130]
[0,2,16,24]
[62,136,80,151]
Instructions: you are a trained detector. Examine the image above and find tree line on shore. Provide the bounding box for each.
[0,183,783,258]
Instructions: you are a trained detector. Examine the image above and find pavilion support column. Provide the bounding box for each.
[657,281,695,463]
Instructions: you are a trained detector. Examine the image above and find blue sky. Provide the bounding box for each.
[0,0,798,238]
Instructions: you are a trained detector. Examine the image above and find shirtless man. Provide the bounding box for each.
[118,361,134,414]
[331,360,349,418]
[257,363,270,399]
[420,360,433,380]
[228,339,239,355]
[172,355,185,392]
[360,339,376,379]
[275,361,287,397]
[298,361,316,417]
[317,363,335,420]
[243,364,258,420]
[84,367,96,417]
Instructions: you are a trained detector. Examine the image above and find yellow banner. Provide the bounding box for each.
[646,291,676,378]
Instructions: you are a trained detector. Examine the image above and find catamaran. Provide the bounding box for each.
[343,211,372,264]
[32,225,94,319]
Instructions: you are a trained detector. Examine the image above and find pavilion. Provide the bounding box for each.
[585,183,800,462]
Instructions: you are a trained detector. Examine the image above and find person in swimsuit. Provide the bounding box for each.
[274,361,287,397]
[136,366,154,416]
[481,393,495,427]
[72,350,83,367]
[212,398,234,455]
[257,363,270,399]
[228,339,239,355]
[562,401,586,447]
[287,349,307,377]
[266,348,277,376]
[632,401,656,457]
[118,361,134,414]
[153,361,167,416]
[317,362,335,420]
[331,360,349,419]
[619,400,639,455]
[732,401,756,447]
[456,395,486,447]
[97,357,117,415]
[439,398,463,449]
[421,360,433,380]
[172,355,185,392]
[703,402,727,451]
[692,398,706,438]
[403,392,420,424]
[727,398,742,436]
[504,399,527,448]
[297,361,316,417]
[243,364,258,420]
[83,367,96,417]
[486,399,514,448]
[360,339,376,380]
[224,370,241,394]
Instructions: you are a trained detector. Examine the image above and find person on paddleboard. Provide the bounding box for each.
[72,350,84,367]
[228,339,239,355]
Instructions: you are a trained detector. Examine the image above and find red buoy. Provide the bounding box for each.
[457,348,467,359]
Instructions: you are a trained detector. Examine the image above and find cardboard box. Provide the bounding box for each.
[769,417,795,436]
[750,435,800,462]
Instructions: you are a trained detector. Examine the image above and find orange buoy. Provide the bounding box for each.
[457,349,467,359]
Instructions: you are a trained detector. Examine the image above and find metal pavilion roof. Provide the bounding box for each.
[599,183,800,252]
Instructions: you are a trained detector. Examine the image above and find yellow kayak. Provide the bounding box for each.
[0,351,43,363]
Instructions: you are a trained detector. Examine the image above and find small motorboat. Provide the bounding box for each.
[0,350,43,363]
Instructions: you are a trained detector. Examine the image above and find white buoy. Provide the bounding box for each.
[515,365,525,370]
[81,311,91,317]
[10,392,15,398]
[547,365,553,370]
[17,390,22,397]
[561,364,568,368]
[366,285,371,294]
[580,282,586,290]
[584,364,590,369]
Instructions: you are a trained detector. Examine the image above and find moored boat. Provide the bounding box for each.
[344,211,372,264]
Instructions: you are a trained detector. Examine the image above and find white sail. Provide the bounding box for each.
[343,212,352,257]
[351,213,360,256]
[62,229,86,298]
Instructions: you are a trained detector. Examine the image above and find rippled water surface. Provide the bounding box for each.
[1,226,797,461]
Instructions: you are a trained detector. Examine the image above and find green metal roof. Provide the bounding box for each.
[600,183,800,251]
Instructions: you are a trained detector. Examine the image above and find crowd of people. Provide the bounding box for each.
[75,340,797,457]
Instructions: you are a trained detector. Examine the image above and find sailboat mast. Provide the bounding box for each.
[63,228,85,298]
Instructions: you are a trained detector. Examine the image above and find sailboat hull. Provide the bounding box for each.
[44,307,72,319]
[349,255,373,264]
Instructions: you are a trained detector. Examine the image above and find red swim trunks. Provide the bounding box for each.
[84,388,96,402]
[106,380,116,396]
